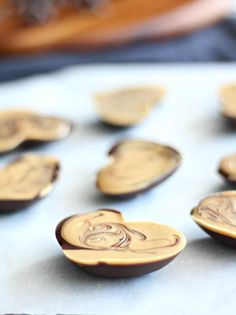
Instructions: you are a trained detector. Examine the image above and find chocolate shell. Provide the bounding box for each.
[0,110,72,154]
[96,140,181,197]
[56,209,186,278]
[219,84,236,123]
[0,154,59,212]
[94,86,165,127]
[191,191,236,247]
[218,153,236,185]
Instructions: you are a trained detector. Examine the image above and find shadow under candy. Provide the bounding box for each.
[185,237,236,264]
[209,182,236,194]
[10,254,151,290]
[78,119,129,139]
[189,115,236,140]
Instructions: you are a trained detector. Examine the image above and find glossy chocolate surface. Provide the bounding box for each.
[96,139,181,197]
[0,110,71,154]
[191,191,236,247]
[95,86,165,127]
[0,154,59,211]
[56,209,186,278]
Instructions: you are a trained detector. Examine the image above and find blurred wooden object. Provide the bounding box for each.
[0,0,233,55]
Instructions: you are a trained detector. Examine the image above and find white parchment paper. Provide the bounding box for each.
[0,64,236,315]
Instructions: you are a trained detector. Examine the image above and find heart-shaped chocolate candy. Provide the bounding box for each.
[220,84,236,123]
[0,154,59,211]
[218,153,236,185]
[96,140,181,197]
[0,110,72,154]
[191,191,236,247]
[95,86,165,127]
[56,209,186,278]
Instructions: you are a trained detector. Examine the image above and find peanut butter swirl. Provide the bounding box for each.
[192,191,236,237]
[56,209,186,267]
[80,220,146,250]
[79,214,180,254]
[0,110,71,153]
[97,140,181,197]
[0,154,59,202]
[197,197,236,226]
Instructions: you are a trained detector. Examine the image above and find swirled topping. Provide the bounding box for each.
[191,191,236,237]
[78,218,180,254]
[95,86,165,127]
[97,140,181,197]
[79,222,146,250]
[0,110,71,153]
[219,153,236,183]
[220,84,236,121]
[56,209,186,266]
[0,154,59,203]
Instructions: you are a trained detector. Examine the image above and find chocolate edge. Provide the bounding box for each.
[96,162,181,198]
[0,115,73,154]
[0,156,60,212]
[98,140,182,197]
[71,253,180,278]
[55,208,123,250]
[191,205,236,246]
[218,166,236,185]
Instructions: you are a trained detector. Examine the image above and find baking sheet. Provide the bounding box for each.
[0,63,236,315]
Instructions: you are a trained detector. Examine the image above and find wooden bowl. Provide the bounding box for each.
[0,0,232,55]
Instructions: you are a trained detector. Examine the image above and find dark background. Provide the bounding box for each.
[0,17,235,82]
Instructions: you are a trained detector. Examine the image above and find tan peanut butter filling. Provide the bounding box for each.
[97,140,181,196]
[220,84,236,119]
[95,86,165,127]
[191,191,236,238]
[0,110,71,153]
[0,154,59,200]
[58,209,186,266]
[219,153,236,182]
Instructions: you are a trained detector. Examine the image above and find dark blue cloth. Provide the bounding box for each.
[0,18,236,82]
